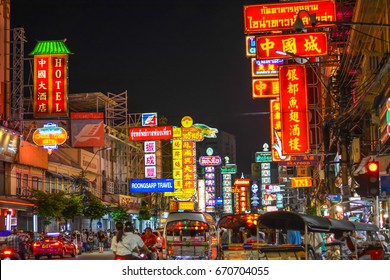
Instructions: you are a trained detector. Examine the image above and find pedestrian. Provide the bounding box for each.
[97,230,105,253]
[87,231,94,252]
[110,221,150,260]
[5,228,23,259]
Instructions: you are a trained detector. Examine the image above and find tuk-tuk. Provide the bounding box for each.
[258,211,386,260]
[217,213,275,260]
[162,212,217,260]
[326,218,385,260]
[258,211,331,260]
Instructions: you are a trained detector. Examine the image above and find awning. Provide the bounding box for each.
[328,218,355,232]
[258,211,331,232]
[46,170,63,178]
[350,221,379,232]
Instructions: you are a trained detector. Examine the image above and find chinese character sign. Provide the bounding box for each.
[33,54,68,118]
[243,0,336,33]
[252,78,279,98]
[270,99,290,161]
[279,65,310,155]
[256,32,328,60]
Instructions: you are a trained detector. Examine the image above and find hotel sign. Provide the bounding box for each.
[243,0,336,33]
[256,32,328,60]
[33,54,68,117]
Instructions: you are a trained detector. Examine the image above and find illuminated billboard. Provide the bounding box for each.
[243,0,336,33]
[129,126,173,141]
[279,65,310,155]
[252,78,279,98]
[32,123,68,151]
[256,32,328,60]
[30,40,72,118]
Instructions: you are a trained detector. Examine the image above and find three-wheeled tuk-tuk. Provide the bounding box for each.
[258,211,331,260]
[258,211,387,260]
[162,212,217,260]
[326,218,385,260]
[217,213,263,260]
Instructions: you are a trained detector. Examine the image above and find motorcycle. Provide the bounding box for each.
[0,247,21,260]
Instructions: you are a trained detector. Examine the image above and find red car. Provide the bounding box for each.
[33,232,77,259]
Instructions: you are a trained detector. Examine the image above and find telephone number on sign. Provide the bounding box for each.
[215,266,270,276]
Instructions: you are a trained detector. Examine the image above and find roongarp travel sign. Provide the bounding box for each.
[130,178,174,193]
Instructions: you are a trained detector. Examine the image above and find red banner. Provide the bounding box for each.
[33,54,68,117]
[243,0,336,33]
[129,126,173,141]
[256,32,328,59]
[279,65,310,154]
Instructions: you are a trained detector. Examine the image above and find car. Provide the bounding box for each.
[32,232,77,259]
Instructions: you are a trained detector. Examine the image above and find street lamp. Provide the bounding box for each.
[79,147,112,192]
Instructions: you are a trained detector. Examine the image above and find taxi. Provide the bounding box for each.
[32,232,77,259]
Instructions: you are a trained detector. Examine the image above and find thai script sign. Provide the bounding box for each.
[199,156,222,166]
[243,0,336,33]
[129,126,173,141]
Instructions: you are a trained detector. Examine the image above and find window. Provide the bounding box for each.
[45,177,50,193]
[22,174,29,196]
[32,176,42,190]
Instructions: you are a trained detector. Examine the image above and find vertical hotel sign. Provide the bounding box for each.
[279,65,310,155]
[30,40,71,118]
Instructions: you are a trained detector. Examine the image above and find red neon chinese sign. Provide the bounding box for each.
[256,32,328,59]
[279,65,310,155]
[243,0,336,33]
[252,78,279,98]
[33,55,68,117]
[270,99,290,162]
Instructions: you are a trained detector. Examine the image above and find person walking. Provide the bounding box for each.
[87,231,94,253]
[97,230,106,253]
[111,221,150,260]
[5,228,23,259]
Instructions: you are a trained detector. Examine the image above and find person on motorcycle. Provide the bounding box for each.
[111,221,150,260]
[141,227,159,260]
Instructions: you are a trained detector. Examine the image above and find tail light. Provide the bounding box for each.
[3,250,12,255]
[53,242,60,246]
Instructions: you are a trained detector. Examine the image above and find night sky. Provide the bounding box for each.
[11,0,276,175]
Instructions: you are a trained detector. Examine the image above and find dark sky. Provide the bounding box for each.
[11,0,275,175]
